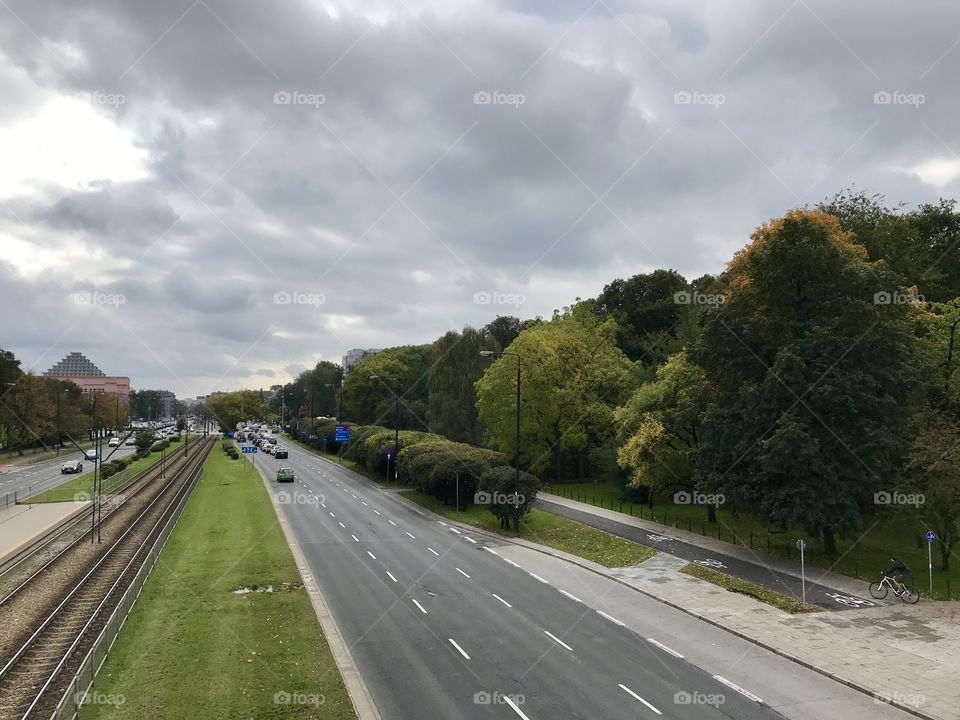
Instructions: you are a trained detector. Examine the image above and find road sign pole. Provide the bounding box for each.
[801,547,806,604]
[926,531,936,594]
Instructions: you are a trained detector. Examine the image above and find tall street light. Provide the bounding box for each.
[369,374,399,482]
[480,350,521,533]
[336,367,345,463]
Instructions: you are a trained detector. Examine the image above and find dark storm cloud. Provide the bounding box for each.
[1,0,958,391]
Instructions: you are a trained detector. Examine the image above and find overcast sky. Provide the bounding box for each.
[1,0,957,395]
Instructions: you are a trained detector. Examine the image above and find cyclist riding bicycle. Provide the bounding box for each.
[884,557,912,593]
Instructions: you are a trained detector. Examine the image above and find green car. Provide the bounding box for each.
[276,467,295,483]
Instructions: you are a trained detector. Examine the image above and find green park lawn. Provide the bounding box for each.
[399,489,654,568]
[83,444,355,720]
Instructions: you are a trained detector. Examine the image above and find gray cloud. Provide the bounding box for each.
[0,0,957,392]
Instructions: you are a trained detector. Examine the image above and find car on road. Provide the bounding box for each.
[125,437,136,445]
[84,449,98,462]
[274,447,288,459]
[108,437,120,447]
[263,444,274,455]
[61,459,83,474]
[276,467,295,483]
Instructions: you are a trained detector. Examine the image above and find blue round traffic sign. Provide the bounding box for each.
[926,531,936,543]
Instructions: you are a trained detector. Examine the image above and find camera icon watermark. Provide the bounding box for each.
[474,691,525,706]
[273,290,325,307]
[473,290,525,308]
[674,291,723,306]
[874,691,926,708]
[274,490,323,507]
[674,490,725,506]
[70,290,126,308]
[475,491,525,506]
[674,690,725,707]
[273,90,326,108]
[75,691,126,707]
[473,90,525,108]
[75,91,126,108]
[674,90,725,107]
[873,90,925,108]
[874,290,924,305]
[873,491,924,508]
[273,690,324,706]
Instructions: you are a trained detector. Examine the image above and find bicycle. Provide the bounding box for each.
[869,573,919,604]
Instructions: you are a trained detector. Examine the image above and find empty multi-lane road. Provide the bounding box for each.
[250,441,918,720]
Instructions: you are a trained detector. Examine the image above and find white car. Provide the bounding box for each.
[108,437,120,447]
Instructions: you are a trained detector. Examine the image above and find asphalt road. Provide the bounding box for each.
[0,443,137,501]
[536,498,879,611]
[249,441,919,720]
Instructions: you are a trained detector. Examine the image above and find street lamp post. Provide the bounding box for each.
[337,369,345,462]
[369,375,400,482]
[480,350,521,533]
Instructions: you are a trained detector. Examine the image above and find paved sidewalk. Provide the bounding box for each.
[0,502,87,563]
[605,553,959,720]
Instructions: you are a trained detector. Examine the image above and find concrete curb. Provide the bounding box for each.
[383,488,939,720]
[251,455,382,720]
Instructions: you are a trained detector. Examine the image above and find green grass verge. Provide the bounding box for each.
[680,563,819,614]
[399,489,654,568]
[84,444,356,720]
[26,449,175,504]
[552,482,960,600]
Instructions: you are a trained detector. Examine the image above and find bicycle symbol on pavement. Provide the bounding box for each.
[694,559,727,569]
[646,534,672,543]
[825,593,875,607]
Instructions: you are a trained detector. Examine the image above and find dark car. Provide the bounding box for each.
[274,447,288,459]
[61,459,83,474]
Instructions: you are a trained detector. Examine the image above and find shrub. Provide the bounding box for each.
[477,466,540,530]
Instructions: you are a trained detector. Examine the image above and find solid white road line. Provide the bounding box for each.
[448,638,470,660]
[647,638,683,658]
[619,684,662,715]
[529,573,549,584]
[428,547,440,556]
[455,567,471,578]
[504,695,530,720]
[712,675,763,703]
[597,610,626,626]
[367,551,377,560]
[386,571,398,583]
[412,599,427,614]
[559,589,582,603]
[351,534,359,542]
[406,532,416,539]
[544,630,573,652]
[492,593,512,608]
[464,536,477,544]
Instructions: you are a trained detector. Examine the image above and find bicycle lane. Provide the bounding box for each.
[537,496,882,611]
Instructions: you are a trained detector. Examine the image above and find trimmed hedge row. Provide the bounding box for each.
[291,420,540,518]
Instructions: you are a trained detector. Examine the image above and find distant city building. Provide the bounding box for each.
[342,348,381,373]
[44,351,131,397]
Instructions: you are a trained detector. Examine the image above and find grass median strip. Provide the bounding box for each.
[399,489,655,568]
[83,444,356,719]
[680,563,819,614]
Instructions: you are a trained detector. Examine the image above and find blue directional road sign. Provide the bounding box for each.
[926,531,936,543]
[308,434,318,440]
[242,446,258,454]
[335,425,350,442]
